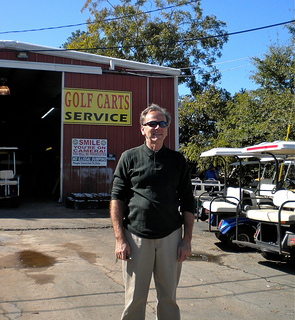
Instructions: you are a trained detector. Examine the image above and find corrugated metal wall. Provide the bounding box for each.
[0,48,176,199]
[63,71,176,197]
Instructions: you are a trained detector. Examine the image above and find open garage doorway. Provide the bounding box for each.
[0,68,62,202]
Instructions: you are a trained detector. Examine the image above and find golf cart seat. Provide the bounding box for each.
[257,183,276,197]
[0,170,19,196]
[192,178,222,197]
[246,190,295,223]
[201,187,258,231]
[202,187,257,214]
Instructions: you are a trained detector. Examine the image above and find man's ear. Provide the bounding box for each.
[140,126,145,136]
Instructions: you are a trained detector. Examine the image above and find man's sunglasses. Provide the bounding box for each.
[142,121,168,128]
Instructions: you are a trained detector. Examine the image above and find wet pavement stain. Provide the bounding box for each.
[63,243,98,265]
[188,252,225,265]
[0,250,56,269]
[78,251,97,264]
[28,274,55,284]
[18,250,56,268]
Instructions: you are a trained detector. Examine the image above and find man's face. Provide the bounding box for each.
[140,111,168,146]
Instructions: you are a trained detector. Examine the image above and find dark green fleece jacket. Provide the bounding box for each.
[111,143,195,239]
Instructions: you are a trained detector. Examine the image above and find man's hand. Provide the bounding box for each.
[110,199,131,261]
[177,211,194,262]
[177,238,191,262]
[115,238,131,261]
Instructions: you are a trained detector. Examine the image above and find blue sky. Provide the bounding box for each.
[0,0,293,95]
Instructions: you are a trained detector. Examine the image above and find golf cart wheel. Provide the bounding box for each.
[260,251,286,262]
[261,250,295,263]
[227,226,255,251]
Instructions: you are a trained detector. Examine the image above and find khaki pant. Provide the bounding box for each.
[121,228,182,320]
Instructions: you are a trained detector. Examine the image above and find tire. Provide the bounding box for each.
[215,231,227,244]
[227,226,255,251]
[261,251,286,262]
[261,250,295,263]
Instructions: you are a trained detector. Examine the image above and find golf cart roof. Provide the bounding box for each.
[243,141,295,155]
[0,147,18,150]
[200,148,244,157]
[200,147,278,159]
[229,160,260,166]
[0,147,18,153]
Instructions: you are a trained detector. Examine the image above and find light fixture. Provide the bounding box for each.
[17,52,29,59]
[0,78,10,96]
[41,107,55,119]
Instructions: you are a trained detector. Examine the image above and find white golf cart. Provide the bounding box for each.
[196,146,288,250]
[233,141,295,262]
[0,147,20,207]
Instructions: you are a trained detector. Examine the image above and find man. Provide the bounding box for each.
[110,104,195,320]
[204,163,219,180]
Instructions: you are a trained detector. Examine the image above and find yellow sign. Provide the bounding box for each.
[63,88,132,126]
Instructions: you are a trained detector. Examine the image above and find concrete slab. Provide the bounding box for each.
[0,200,294,319]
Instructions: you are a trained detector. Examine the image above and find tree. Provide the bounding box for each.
[216,41,295,149]
[179,39,295,171]
[178,86,231,164]
[251,44,295,94]
[63,0,228,94]
[250,41,295,141]
[216,91,269,147]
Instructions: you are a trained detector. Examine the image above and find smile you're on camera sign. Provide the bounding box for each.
[72,139,107,166]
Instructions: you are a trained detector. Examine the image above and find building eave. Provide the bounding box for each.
[0,40,181,76]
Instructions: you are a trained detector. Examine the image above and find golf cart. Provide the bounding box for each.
[197,147,277,250]
[0,147,20,207]
[233,141,295,262]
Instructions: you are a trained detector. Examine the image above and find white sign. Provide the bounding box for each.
[72,138,107,166]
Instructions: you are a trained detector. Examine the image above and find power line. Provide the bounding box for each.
[223,20,294,38]
[179,55,263,70]
[178,20,294,45]
[0,22,87,35]
[0,1,293,46]
[134,63,253,79]
[0,0,198,35]
[0,5,292,81]
[76,19,294,51]
[11,19,293,54]
[178,63,252,77]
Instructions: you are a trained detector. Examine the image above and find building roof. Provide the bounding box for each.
[0,40,181,76]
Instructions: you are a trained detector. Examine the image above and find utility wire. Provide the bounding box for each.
[12,19,293,53]
[179,55,262,70]
[7,19,294,54]
[178,63,252,77]
[0,0,198,35]
[0,0,293,46]
[131,63,252,79]
[0,3,292,80]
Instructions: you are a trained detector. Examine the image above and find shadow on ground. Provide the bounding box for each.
[0,197,110,219]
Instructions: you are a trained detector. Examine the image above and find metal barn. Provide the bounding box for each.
[0,41,180,203]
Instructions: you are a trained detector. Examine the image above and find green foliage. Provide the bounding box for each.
[217,89,294,148]
[179,86,231,163]
[217,91,265,147]
[179,39,295,171]
[249,41,295,141]
[63,0,228,94]
[251,44,295,94]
